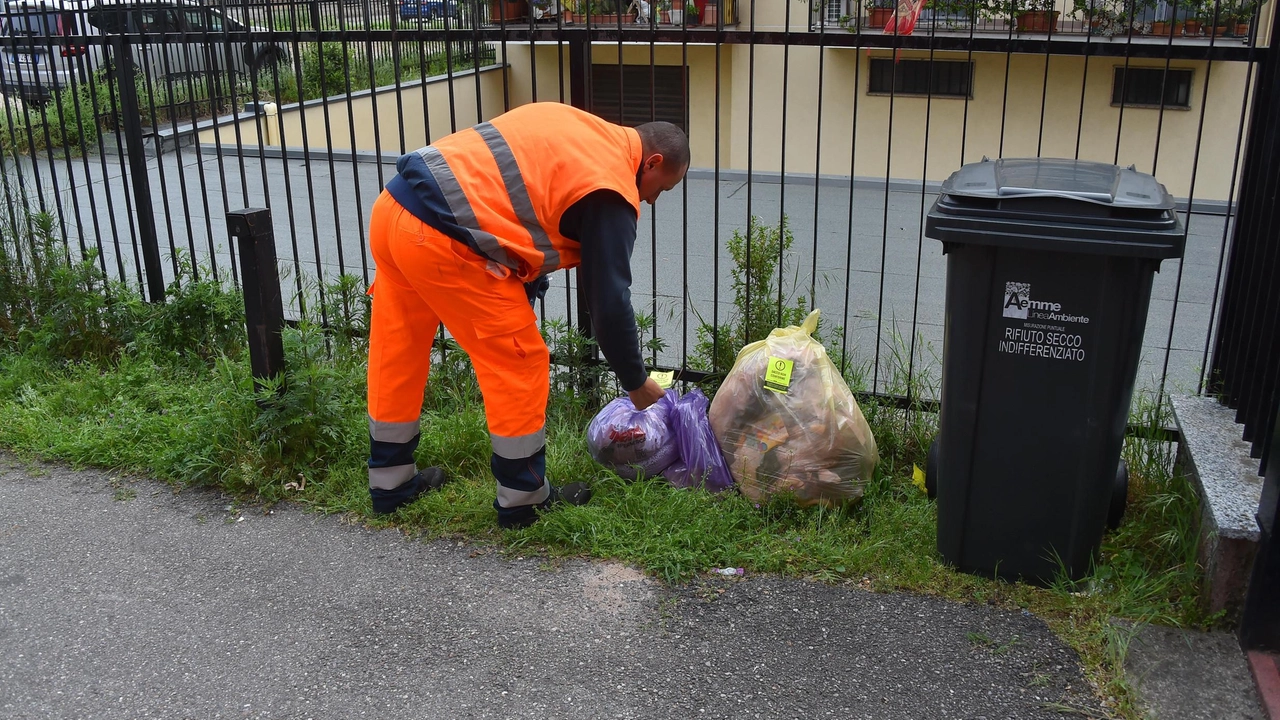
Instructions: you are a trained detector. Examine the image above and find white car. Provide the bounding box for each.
[1,0,290,101]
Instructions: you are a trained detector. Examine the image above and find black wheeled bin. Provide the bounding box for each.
[923,158,1185,585]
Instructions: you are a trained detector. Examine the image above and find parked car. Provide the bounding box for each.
[0,0,290,101]
[398,0,459,21]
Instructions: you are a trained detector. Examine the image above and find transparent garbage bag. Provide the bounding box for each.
[708,309,879,507]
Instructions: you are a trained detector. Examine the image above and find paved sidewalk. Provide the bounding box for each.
[1,457,1106,719]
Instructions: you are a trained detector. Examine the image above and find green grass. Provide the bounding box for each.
[0,209,1210,720]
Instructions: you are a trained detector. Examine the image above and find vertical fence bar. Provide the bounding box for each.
[904,8,939,406]
[229,207,286,394]
[158,25,202,280]
[1155,53,1225,405]
[255,0,307,307]
[660,12,668,370]
[194,8,240,288]
[1200,56,1259,395]
[337,1,365,289]
[30,4,66,248]
[838,7,862,378]
[711,22,722,376]
[83,39,130,285]
[568,29,592,347]
[744,0,756,355]
[43,31,85,260]
[65,27,106,270]
[136,25,181,281]
[775,0,792,326]
[809,17,825,311]
[114,36,166,303]
[873,28,903,394]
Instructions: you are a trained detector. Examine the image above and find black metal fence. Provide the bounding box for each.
[0,0,1273,419]
[1209,0,1280,471]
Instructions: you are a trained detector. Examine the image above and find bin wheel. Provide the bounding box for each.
[925,438,939,500]
[1108,460,1129,531]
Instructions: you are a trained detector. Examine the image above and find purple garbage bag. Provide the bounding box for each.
[665,388,735,492]
[587,389,680,480]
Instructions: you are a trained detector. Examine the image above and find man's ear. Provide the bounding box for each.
[645,153,665,171]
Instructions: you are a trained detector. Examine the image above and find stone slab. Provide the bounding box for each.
[1125,622,1266,720]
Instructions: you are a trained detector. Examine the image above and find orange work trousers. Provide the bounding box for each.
[366,191,551,509]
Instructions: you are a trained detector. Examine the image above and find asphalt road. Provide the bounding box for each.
[0,457,1104,719]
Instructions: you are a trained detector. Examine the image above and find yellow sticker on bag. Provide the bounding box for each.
[912,464,927,493]
[649,370,675,389]
[763,357,794,393]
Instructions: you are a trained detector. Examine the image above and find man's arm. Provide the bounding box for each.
[560,190,664,408]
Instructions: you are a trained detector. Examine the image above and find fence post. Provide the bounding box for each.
[1242,403,1280,650]
[113,36,166,304]
[228,208,286,395]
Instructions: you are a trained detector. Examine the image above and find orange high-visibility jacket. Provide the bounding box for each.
[400,102,644,283]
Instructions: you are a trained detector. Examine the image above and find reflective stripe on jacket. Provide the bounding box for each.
[388,102,643,283]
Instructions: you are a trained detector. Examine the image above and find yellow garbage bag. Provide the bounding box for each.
[708,309,879,507]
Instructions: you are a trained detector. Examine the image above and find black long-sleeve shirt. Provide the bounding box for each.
[386,156,647,392]
[558,189,646,391]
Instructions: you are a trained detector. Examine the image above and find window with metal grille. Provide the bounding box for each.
[1112,67,1193,109]
[823,0,845,25]
[868,58,972,98]
[590,65,687,130]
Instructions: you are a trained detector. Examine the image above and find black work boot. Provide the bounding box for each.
[497,482,594,530]
[371,467,448,515]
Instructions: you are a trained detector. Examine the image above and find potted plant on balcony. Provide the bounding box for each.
[1177,0,1204,32]
[1073,0,1126,35]
[1202,0,1230,34]
[866,0,898,26]
[1150,0,1175,35]
[1002,0,1060,32]
[927,0,981,29]
[589,0,623,23]
[703,0,720,25]
[490,0,528,22]
[685,0,700,24]
[654,0,671,22]
[669,0,684,22]
[1227,0,1261,35]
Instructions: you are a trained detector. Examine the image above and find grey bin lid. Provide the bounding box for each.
[940,158,1176,209]
[925,158,1186,260]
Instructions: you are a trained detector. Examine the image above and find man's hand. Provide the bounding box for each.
[628,377,666,411]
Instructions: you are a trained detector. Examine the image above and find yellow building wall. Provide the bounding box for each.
[503,41,575,107]
[740,0,816,31]
[590,43,736,170]
[200,41,1254,203]
[198,66,507,152]
[710,44,1252,200]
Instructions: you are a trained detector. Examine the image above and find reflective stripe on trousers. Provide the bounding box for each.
[368,417,420,490]
[492,447,551,515]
